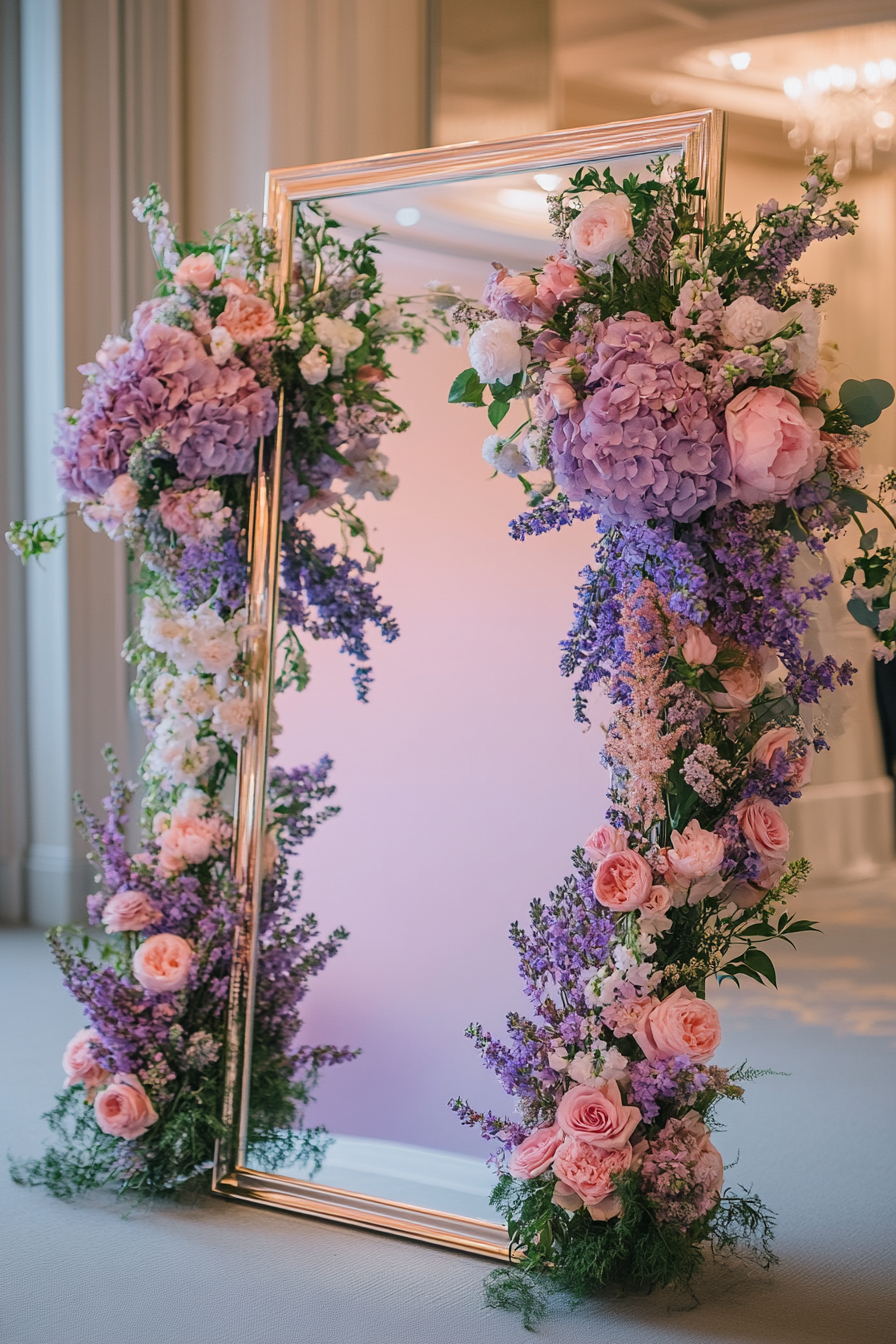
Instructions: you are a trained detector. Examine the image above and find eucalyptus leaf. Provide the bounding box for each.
[847,596,881,629]
[838,377,895,427]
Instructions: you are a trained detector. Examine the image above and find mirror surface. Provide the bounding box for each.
[244,150,675,1224]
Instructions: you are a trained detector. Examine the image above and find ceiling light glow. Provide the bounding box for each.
[395,207,420,226]
[497,188,550,214]
[783,76,803,100]
[533,173,563,191]
[874,109,895,128]
[880,58,896,83]
[707,49,727,68]
[730,51,751,71]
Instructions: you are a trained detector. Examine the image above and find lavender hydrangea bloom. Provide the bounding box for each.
[53,319,277,500]
[549,313,732,525]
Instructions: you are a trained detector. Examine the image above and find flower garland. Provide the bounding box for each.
[9,187,427,1197]
[447,157,894,1321]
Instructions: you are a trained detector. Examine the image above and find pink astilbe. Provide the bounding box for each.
[604,580,686,832]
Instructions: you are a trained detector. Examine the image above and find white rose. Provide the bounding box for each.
[299,343,330,384]
[482,433,530,478]
[192,633,238,676]
[209,325,235,365]
[568,193,634,270]
[212,694,252,746]
[313,314,364,374]
[719,295,789,349]
[783,297,821,374]
[467,318,525,386]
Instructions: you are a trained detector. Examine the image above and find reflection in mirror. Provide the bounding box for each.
[241,151,682,1225]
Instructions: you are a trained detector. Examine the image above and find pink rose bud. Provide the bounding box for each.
[634,987,722,1064]
[62,1027,110,1089]
[594,849,653,910]
[172,251,217,290]
[218,292,277,346]
[568,194,634,269]
[749,725,811,789]
[508,1124,564,1179]
[639,884,672,916]
[132,932,193,994]
[94,1074,159,1139]
[101,889,160,933]
[583,824,627,864]
[680,624,717,666]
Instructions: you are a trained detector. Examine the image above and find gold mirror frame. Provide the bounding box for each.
[212,109,727,1257]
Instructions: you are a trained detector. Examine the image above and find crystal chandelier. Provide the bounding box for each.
[784,58,896,177]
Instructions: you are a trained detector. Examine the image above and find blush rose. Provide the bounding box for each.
[749,725,811,789]
[132,932,193,994]
[634,986,722,1064]
[593,850,653,910]
[62,1027,110,1090]
[733,796,791,884]
[508,1124,563,1178]
[219,291,277,345]
[94,1074,159,1139]
[666,820,725,902]
[534,256,584,316]
[726,385,824,505]
[173,251,217,290]
[467,317,526,386]
[555,1080,641,1150]
[552,1139,633,1220]
[101,889,161,933]
[568,194,634,270]
[680,624,717,666]
[583,824,627,865]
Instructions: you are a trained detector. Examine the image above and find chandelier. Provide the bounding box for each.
[783,58,896,177]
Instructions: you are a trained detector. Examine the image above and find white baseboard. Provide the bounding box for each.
[787,775,896,880]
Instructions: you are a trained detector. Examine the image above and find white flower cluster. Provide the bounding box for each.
[139,597,250,788]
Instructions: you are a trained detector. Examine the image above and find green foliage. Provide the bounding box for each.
[5,515,66,564]
[838,377,895,427]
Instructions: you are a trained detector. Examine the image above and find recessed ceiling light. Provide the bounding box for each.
[880,58,896,83]
[395,207,420,226]
[497,188,550,214]
[533,173,562,191]
[708,49,727,68]
[730,51,751,71]
[783,76,803,100]
[874,109,895,129]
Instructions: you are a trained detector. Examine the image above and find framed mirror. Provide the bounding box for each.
[212,110,726,1257]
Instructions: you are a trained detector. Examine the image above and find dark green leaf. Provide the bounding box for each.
[847,596,880,629]
[839,486,869,513]
[448,368,485,406]
[742,948,778,986]
[839,378,895,426]
[488,399,510,428]
[859,528,879,552]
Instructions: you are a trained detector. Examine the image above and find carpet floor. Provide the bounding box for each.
[2,870,894,1344]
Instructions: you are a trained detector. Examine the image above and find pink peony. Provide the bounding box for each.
[132,932,193,994]
[666,820,725,902]
[823,430,861,478]
[94,1073,158,1139]
[749,725,811,789]
[733,796,790,884]
[583,824,627,865]
[555,1080,641,1150]
[101,889,160,933]
[568,195,634,270]
[219,291,277,345]
[173,251,217,290]
[534,256,584,317]
[680,624,717,666]
[552,1138,633,1219]
[508,1124,563,1178]
[725,385,824,505]
[594,849,653,910]
[62,1027,110,1090]
[634,987,721,1063]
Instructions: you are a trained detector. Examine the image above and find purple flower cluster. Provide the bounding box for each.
[175,529,248,615]
[550,314,732,525]
[628,1054,709,1123]
[279,522,399,700]
[53,310,276,501]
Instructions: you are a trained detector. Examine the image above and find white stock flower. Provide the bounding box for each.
[283,317,305,350]
[373,301,405,332]
[313,313,364,374]
[482,434,529,478]
[596,1047,629,1084]
[209,325,235,365]
[211,692,251,746]
[343,454,399,501]
[567,1052,598,1084]
[467,318,525,386]
[299,343,330,384]
[146,714,219,787]
[783,297,821,374]
[719,296,789,349]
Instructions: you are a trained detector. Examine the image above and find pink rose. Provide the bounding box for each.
[132,932,193,994]
[634,987,722,1064]
[600,994,655,1040]
[666,820,725,902]
[583,824,627,865]
[640,884,671,916]
[508,1124,563,1179]
[552,1138,633,1219]
[482,266,537,321]
[173,251,217,290]
[101,889,160,933]
[749,725,811,789]
[157,810,227,877]
[707,645,776,713]
[219,292,277,345]
[594,849,653,911]
[568,194,634,270]
[680,624,717,666]
[733,796,790,884]
[62,1027,110,1090]
[94,1073,159,1139]
[823,431,862,478]
[725,385,824,505]
[534,256,584,317]
[542,367,578,412]
[555,1080,641,1150]
[221,275,254,296]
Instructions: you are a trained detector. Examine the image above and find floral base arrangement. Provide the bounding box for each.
[447,157,894,1324]
[8,188,432,1198]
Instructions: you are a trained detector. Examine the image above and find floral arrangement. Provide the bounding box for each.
[447,157,894,1321]
[9,187,426,1197]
